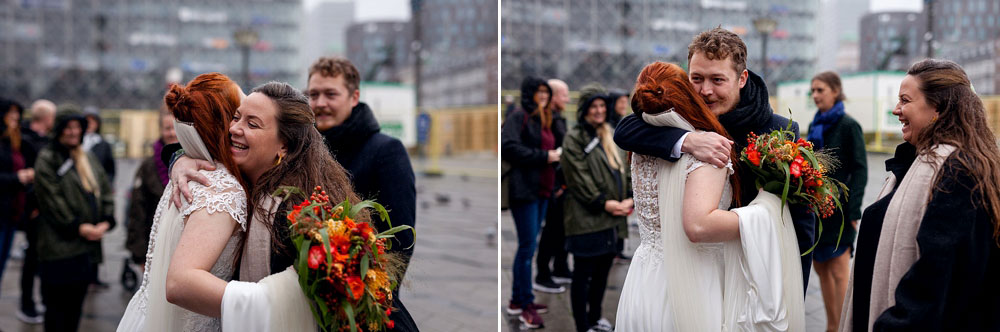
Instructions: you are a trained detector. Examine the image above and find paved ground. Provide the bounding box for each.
[501,152,892,332]
[0,154,499,332]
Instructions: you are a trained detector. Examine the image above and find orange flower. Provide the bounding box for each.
[330,232,351,254]
[355,223,374,241]
[329,245,349,263]
[343,216,356,230]
[386,320,395,329]
[347,275,365,300]
[747,149,761,166]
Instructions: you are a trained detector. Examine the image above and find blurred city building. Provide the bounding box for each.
[346,21,415,84]
[414,0,498,109]
[930,0,1000,94]
[299,1,355,85]
[858,12,926,72]
[816,0,868,73]
[500,0,819,92]
[0,0,302,109]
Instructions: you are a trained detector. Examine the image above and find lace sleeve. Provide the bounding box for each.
[685,159,735,176]
[179,167,248,231]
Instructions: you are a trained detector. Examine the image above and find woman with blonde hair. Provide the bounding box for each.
[560,83,631,332]
[35,105,114,332]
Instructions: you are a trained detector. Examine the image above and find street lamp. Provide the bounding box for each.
[233,27,260,88]
[753,17,777,84]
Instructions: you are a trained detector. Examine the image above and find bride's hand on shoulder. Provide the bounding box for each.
[169,155,216,208]
[682,132,733,168]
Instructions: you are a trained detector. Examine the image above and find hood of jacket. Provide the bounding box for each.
[520,77,551,113]
[576,83,608,125]
[52,104,88,149]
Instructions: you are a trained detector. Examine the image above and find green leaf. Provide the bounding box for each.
[351,200,390,225]
[320,228,333,267]
[801,205,823,256]
[377,225,414,237]
[297,239,311,287]
[316,296,331,322]
[272,185,304,200]
[343,300,358,332]
[361,253,370,279]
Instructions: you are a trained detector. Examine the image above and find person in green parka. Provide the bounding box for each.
[806,71,868,332]
[561,84,632,332]
[34,106,114,332]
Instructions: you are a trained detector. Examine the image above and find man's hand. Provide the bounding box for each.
[169,156,216,208]
[681,131,733,168]
[851,219,859,231]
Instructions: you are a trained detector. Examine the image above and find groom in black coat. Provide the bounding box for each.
[614,28,816,291]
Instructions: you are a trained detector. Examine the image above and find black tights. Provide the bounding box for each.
[571,253,614,332]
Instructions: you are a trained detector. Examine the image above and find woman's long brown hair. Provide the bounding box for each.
[908,59,1000,244]
[630,61,740,204]
[244,82,362,255]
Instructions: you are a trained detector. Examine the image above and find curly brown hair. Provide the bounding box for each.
[908,59,1000,243]
[307,56,361,92]
[687,27,748,75]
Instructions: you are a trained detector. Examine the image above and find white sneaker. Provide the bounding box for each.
[551,276,572,285]
[597,318,613,330]
[16,309,43,324]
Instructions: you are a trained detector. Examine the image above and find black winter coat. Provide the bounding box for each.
[856,148,1000,331]
[501,109,566,203]
[318,102,418,332]
[320,102,416,268]
[0,132,36,225]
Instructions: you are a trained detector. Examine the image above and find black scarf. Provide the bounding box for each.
[320,102,381,158]
[718,70,773,144]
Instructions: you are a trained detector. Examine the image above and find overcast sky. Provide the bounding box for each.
[303,0,410,21]
[869,0,921,12]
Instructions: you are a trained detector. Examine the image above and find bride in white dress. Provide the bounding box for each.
[118,74,249,332]
[615,62,804,331]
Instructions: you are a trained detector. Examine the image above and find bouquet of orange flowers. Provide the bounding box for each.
[739,127,847,254]
[280,186,413,332]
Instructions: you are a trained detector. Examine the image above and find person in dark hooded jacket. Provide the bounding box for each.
[0,98,37,304]
[34,106,114,332]
[605,90,629,129]
[501,76,559,328]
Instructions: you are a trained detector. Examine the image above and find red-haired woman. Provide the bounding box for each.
[614,62,804,331]
[118,72,251,331]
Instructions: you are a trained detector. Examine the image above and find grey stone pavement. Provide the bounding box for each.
[501,152,892,332]
[0,154,499,332]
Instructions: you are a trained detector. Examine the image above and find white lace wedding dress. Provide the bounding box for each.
[118,165,247,332]
[615,154,732,331]
[615,110,804,332]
